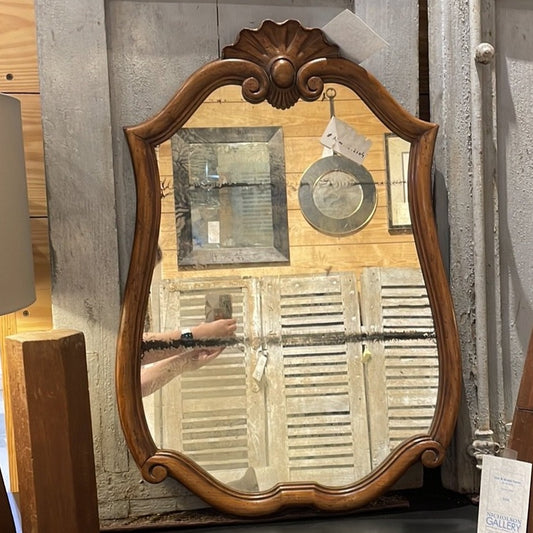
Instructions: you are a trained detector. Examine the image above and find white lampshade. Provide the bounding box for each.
[0,93,36,315]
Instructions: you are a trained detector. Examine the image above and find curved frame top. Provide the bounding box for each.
[117,19,461,517]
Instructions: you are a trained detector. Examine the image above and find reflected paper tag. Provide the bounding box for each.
[253,352,268,382]
[477,455,532,533]
[207,221,220,244]
[320,116,372,164]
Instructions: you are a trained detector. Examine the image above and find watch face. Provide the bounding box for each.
[298,155,377,235]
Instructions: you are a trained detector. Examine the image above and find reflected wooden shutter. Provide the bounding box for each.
[261,273,371,486]
[148,278,267,488]
[360,267,439,470]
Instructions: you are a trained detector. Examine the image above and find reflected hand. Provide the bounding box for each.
[192,319,237,340]
[184,346,224,372]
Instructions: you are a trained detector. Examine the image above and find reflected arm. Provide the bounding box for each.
[141,346,224,397]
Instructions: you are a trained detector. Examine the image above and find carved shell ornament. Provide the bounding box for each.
[222,20,340,109]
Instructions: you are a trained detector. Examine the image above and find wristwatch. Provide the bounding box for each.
[180,327,194,347]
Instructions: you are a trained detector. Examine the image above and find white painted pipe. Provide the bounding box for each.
[469,0,491,431]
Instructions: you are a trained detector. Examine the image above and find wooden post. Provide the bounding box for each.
[5,329,99,532]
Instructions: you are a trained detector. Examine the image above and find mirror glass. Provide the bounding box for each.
[141,83,438,492]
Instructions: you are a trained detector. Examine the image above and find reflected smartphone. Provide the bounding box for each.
[205,293,233,322]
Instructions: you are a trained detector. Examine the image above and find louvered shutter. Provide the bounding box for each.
[360,267,439,470]
[261,273,371,486]
[144,277,267,488]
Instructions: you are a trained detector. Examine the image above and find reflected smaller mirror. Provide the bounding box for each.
[117,19,462,518]
[172,126,289,267]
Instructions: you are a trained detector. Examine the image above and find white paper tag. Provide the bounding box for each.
[320,116,372,164]
[207,221,220,244]
[252,353,268,382]
[321,9,389,64]
[477,455,532,533]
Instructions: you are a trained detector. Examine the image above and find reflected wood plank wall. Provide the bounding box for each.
[158,85,419,281]
[0,0,53,492]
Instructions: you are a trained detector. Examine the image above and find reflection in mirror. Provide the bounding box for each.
[172,126,289,267]
[141,83,438,492]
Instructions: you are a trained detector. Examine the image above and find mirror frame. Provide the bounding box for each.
[116,19,461,516]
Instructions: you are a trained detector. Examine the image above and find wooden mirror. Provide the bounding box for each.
[116,20,461,516]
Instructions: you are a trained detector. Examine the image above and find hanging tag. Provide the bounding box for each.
[320,116,372,164]
[253,352,268,382]
[477,454,531,533]
[362,346,372,363]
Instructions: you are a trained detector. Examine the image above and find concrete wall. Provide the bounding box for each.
[429,0,533,493]
[35,0,422,521]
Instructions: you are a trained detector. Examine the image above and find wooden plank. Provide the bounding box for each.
[18,94,47,216]
[261,276,290,481]
[284,137,385,175]
[287,206,405,243]
[6,330,99,532]
[158,242,420,280]
[0,0,39,93]
[0,313,19,492]
[184,97,388,139]
[360,268,390,467]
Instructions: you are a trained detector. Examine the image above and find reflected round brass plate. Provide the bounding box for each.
[298,155,377,235]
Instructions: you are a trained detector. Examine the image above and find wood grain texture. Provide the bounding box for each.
[5,330,99,533]
[118,19,461,517]
[17,94,47,216]
[0,314,18,494]
[0,0,39,93]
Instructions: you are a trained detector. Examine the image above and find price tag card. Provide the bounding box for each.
[477,454,532,533]
[320,116,372,164]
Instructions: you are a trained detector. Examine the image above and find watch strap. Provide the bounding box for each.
[180,327,194,346]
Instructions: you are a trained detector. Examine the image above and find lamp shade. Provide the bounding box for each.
[0,94,36,315]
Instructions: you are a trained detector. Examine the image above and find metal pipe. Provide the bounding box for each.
[470,0,491,431]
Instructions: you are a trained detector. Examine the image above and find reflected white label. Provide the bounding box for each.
[321,116,372,164]
[208,221,220,244]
